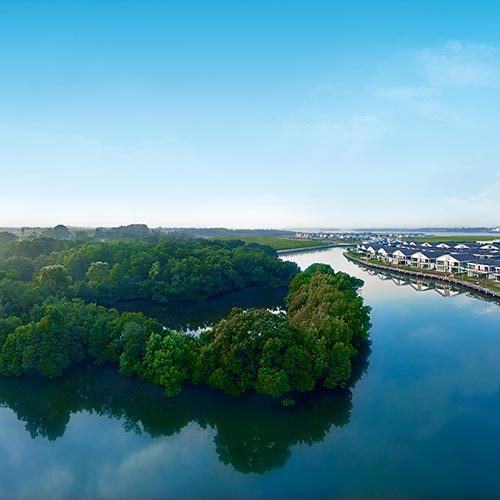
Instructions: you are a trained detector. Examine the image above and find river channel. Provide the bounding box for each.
[1,248,499,499]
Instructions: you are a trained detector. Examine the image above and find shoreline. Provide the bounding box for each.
[344,252,500,300]
[277,243,353,255]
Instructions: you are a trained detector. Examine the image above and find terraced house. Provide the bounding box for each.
[356,240,500,282]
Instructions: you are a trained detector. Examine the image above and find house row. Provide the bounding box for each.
[356,241,500,281]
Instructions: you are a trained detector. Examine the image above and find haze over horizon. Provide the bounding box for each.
[2,1,500,228]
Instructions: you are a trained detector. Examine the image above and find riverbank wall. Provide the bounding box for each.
[344,252,500,300]
[277,243,353,255]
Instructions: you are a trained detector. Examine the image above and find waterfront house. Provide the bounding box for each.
[353,240,500,284]
[377,246,398,262]
[473,250,500,260]
[392,248,413,265]
[435,254,462,273]
[467,259,500,280]
[409,250,435,269]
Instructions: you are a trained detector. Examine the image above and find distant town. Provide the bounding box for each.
[1,224,499,243]
[354,239,500,283]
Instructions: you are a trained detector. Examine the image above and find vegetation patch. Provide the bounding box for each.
[214,236,331,251]
[0,233,371,399]
[0,236,299,304]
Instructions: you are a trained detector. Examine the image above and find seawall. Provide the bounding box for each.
[277,243,353,255]
[344,252,500,300]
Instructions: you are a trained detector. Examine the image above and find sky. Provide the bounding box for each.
[1,0,500,229]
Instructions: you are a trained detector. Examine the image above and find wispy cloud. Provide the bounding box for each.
[376,40,500,123]
[443,171,500,225]
[375,85,438,101]
[375,84,461,123]
[417,41,500,88]
[281,114,382,160]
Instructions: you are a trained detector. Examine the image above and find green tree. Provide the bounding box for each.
[118,314,163,377]
[287,265,371,388]
[198,309,302,397]
[37,265,72,296]
[0,306,72,378]
[1,256,35,282]
[86,261,110,286]
[142,331,198,397]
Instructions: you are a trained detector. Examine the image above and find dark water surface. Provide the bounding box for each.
[1,248,500,499]
[114,286,287,334]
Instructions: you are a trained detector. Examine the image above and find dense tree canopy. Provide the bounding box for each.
[0,235,299,304]
[0,231,371,401]
[195,265,371,396]
[196,309,301,397]
[286,265,371,388]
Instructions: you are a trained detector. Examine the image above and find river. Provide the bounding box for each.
[1,248,499,499]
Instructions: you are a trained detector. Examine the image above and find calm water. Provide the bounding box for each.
[2,248,500,499]
[114,286,288,335]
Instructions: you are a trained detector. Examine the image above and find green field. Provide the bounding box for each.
[214,236,332,251]
[413,235,499,243]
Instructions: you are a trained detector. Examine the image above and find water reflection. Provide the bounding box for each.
[0,345,370,474]
[3,249,500,497]
[115,286,287,333]
[351,261,500,306]
[353,261,467,298]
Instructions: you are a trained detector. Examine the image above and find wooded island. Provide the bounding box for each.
[0,232,371,399]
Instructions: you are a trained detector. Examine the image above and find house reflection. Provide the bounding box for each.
[355,262,464,298]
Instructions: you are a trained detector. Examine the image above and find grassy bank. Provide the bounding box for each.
[413,235,498,243]
[213,236,331,251]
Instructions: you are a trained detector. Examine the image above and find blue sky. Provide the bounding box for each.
[1,0,500,228]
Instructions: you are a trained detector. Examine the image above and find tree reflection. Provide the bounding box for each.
[115,286,288,332]
[0,344,370,473]
[212,388,353,473]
